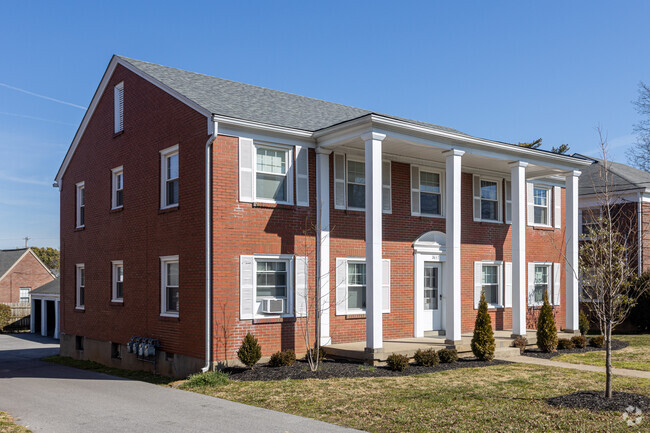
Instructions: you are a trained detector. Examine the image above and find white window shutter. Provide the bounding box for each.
[238,138,254,203]
[504,262,513,308]
[411,165,420,216]
[295,146,309,207]
[526,183,535,226]
[295,256,308,317]
[382,259,390,313]
[553,263,561,306]
[505,180,512,224]
[382,161,391,213]
[114,83,124,133]
[240,256,255,320]
[527,262,535,306]
[335,258,347,315]
[473,175,482,221]
[334,154,346,209]
[474,262,482,309]
[554,186,562,229]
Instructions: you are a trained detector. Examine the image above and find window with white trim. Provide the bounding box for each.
[347,262,366,311]
[533,264,550,305]
[473,175,502,222]
[19,288,30,303]
[411,166,444,217]
[474,262,504,308]
[255,145,290,203]
[335,257,390,315]
[160,145,179,209]
[111,166,123,209]
[112,261,123,302]
[256,259,289,314]
[114,82,124,134]
[76,264,85,309]
[76,182,85,228]
[333,154,391,212]
[160,256,179,316]
[533,186,551,226]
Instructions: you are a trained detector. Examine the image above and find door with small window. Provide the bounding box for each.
[423,263,442,331]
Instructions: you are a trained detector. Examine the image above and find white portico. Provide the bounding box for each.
[314,114,590,352]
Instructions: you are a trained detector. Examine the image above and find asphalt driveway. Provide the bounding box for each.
[0,333,361,433]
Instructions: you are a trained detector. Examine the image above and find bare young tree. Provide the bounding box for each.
[580,129,649,398]
[627,82,650,171]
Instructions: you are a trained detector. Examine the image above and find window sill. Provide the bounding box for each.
[532,225,554,231]
[474,219,503,225]
[253,316,296,324]
[110,300,124,306]
[74,307,85,312]
[113,130,124,138]
[412,213,445,219]
[110,206,124,213]
[344,313,366,319]
[159,313,179,320]
[74,226,85,232]
[159,205,179,214]
[487,305,505,310]
[253,202,295,210]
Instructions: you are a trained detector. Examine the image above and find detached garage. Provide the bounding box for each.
[30,278,59,339]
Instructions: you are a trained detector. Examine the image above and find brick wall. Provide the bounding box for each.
[60,64,208,360]
[0,252,54,303]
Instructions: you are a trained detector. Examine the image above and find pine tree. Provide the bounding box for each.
[536,291,558,352]
[471,291,496,361]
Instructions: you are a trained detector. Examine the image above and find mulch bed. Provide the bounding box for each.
[523,339,629,359]
[547,390,649,413]
[224,358,512,381]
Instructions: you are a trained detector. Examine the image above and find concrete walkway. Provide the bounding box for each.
[496,353,650,379]
[0,334,362,433]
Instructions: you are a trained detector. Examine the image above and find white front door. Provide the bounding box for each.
[423,262,442,331]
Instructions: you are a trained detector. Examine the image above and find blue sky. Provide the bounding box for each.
[1,1,649,249]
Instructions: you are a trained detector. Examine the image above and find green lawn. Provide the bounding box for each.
[554,334,650,371]
[183,364,650,433]
[0,412,30,433]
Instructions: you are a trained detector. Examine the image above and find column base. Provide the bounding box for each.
[510,333,528,339]
[563,329,581,336]
[364,347,385,354]
[444,339,461,348]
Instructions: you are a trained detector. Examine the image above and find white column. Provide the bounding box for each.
[444,149,464,343]
[316,149,332,346]
[30,300,36,333]
[40,299,47,337]
[362,132,386,351]
[510,161,528,336]
[54,299,60,339]
[566,171,581,332]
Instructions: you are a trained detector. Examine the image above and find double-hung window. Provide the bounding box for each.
[19,288,30,303]
[76,182,85,228]
[335,257,390,315]
[76,264,85,309]
[347,262,366,311]
[533,264,550,305]
[333,154,392,212]
[347,160,366,210]
[111,166,123,209]
[473,176,502,222]
[411,166,443,217]
[160,256,179,317]
[474,261,505,308]
[255,145,289,202]
[256,260,289,314]
[112,261,123,302]
[160,145,179,209]
[482,265,500,306]
[533,186,551,226]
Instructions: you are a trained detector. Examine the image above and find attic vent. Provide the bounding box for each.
[114,82,124,133]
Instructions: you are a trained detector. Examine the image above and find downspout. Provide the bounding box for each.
[202,118,218,372]
[638,192,643,276]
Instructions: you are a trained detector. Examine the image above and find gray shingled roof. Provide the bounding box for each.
[574,154,650,196]
[0,249,28,280]
[117,56,466,134]
[30,277,59,296]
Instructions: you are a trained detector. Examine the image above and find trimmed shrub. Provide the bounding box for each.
[513,336,528,354]
[182,370,229,388]
[536,291,558,353]
[471,291,496,361]
[589,335,605,348]
[269,349,296,367]
[571,335,587,348]
[438,348,458,364]
[386,353,409,372]
[237,333,262,368]
[557,338,575,350]
[413,348,439,367]
[579,310,590,336]
[0,304,10,332]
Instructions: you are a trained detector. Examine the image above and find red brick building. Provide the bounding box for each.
[55,56,591,376]
[0,248,55,304]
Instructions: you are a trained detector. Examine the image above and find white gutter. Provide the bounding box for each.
[202,119,218,372]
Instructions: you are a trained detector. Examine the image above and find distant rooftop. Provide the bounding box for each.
[0,248,28,280]
[574,154,650,196]
[31,277,59,296]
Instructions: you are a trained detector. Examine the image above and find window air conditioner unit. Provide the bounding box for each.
[261,298,284,314]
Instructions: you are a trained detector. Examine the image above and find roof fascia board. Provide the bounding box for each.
[217,122,316,148]
[579,190,644,201]
[212,115,314,143]
[0,249,30,282]
[55,56,213,185]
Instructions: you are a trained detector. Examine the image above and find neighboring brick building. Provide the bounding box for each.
[55,56,591,376]
[0,248,55,304]
[576,155,650,274]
